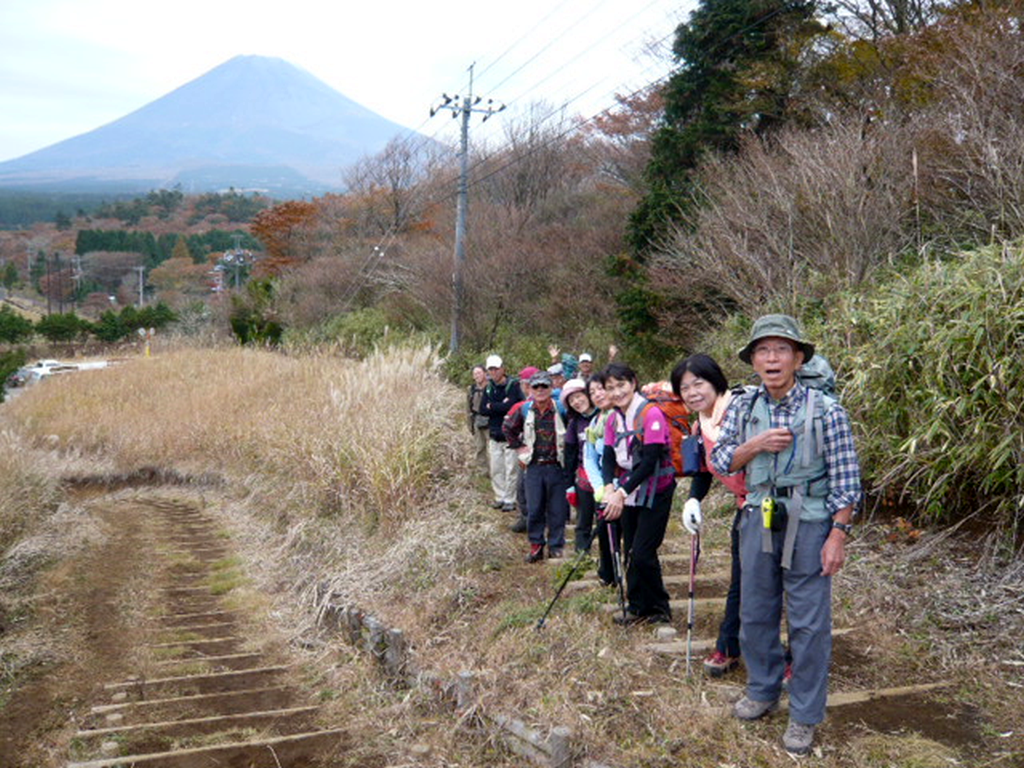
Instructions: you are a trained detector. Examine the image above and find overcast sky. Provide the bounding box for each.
[0,0,693,163]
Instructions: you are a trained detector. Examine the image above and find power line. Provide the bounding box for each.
[327,4,689,314]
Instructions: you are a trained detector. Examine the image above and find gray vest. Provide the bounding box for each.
[741,387,832,522]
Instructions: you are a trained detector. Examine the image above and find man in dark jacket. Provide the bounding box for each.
[467,364,490,474]
[480,355,523,510]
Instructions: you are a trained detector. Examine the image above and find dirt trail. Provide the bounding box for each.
[0,490,349,768]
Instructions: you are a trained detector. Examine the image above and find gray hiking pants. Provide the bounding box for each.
[738,508,832,725]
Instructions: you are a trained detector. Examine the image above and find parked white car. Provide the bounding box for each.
[25,359,78,378]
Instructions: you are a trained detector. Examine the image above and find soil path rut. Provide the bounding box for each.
[1,490,349,768]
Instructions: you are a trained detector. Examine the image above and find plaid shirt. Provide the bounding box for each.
[710,382,862,516]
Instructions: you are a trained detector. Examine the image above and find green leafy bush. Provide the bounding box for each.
[35,312,91,343]
[700,243,1024,528]
[0,306,33,344]
[838,244,1024,526]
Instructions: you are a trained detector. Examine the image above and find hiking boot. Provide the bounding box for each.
[783,720,816,756]
[612,611,670,626]
[703,650,740,678]
[525,544,545,563]
[547,547,564,559]
[732,695,778,721]
[612,610,644,626]
[501,502,516,512]
[509,516,527,533]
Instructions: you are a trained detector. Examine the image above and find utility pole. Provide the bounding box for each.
[134,265,145,308]
[431,63,505,354]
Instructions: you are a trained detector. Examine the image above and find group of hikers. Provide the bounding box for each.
[466,315,862,757]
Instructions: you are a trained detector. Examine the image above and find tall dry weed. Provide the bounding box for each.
[6,344,462,533]
[0,430,60,554]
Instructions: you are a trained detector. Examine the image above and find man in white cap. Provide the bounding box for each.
[578,353,594,378]
[480,355,523,511]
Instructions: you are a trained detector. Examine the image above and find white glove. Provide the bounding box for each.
[682,498,702,535]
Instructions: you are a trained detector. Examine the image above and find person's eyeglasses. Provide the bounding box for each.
[532,383,550,389]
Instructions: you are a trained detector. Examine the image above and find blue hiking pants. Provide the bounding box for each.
[738,508,832,725]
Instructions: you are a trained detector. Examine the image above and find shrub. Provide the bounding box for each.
[0,306,33,344]
[700,242,1024,529]
[838,243,1024,526]
[35,312,91,343]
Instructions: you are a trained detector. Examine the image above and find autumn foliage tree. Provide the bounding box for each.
[249,200,320,277]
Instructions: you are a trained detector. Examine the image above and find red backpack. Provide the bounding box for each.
[640,381,692,478]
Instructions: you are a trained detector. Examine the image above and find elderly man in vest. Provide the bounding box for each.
[710,315,861,757]
[503,370,570,563]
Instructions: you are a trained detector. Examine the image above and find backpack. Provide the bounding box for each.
[487,376,520,399]
[797,354,837,397]
[639,381,692,478]
[518,397,567,422]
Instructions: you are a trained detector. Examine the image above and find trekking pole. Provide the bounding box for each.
[606,518,628,622]
[535,526,601,631]
[686,531,701,676]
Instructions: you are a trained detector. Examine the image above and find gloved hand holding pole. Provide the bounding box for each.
[682,498,702,535]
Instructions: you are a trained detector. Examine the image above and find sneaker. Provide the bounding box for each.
[782,720,815,756]
[502,502,517,512]
[547,547,564,559]
[509,516,527,533]
[782,661,793,689]
[490,500,504,509]
[703,650,740,678]
[732,695,778,721]
[525,544,545,563]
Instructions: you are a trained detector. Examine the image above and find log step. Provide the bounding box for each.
[66,727,348,768]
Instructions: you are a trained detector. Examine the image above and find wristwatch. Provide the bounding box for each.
[831,521,853,535]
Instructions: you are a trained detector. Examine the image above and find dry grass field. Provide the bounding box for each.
[1,342,1021,767]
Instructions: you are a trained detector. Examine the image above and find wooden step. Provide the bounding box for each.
[158,610,234,627]
[104,665,288,698]
[647,626,858,655]
[66,728,347,768]
[75,705,319,743]
[155,622,236,639]
[566,570,732,592]
[153,652,262,671]
[602,597,726,614]
[90,685,298,723]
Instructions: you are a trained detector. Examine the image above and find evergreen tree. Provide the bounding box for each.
[0,306,33,344]
[2,262,18,289]
[171,235,192,263]
[35,312,90,343]
[630,0,825,256]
